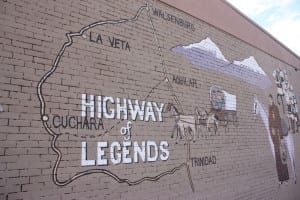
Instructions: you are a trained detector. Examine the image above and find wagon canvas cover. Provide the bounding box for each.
[223,91,236,111]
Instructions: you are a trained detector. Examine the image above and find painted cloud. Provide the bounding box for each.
[172,37,272,89]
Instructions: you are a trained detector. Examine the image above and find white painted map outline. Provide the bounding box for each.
[37,2,195,191]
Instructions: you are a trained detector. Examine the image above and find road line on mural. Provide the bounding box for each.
[37,2,194,190]
[147,5,195,192]
[45,117,186,187]
[146,7,183,113]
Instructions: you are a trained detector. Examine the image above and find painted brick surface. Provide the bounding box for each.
[0,0,300,200]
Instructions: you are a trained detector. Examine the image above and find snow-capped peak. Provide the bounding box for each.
[182,37,228,62]
[233,56,266,75]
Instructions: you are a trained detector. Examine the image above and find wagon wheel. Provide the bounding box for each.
[207,122,216,135]
[234,115,239,127]
[185,127,194,142]
[213,122,218,135]
[209,120,218,135]
[223,115,229,133]
[196,120,204,138]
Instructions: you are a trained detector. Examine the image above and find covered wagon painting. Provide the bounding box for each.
[197,85,238,134]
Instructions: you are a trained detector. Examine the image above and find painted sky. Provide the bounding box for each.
[227,0,300,56]
[172,37,272,89]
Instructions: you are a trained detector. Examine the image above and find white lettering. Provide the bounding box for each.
[133,141,146,163]
[128,99,145,121]
[145,102,156,121]
[81,94,165,122]
[103,96,115,119]
[81,141,169,166]
[81,94,95,117]
[122,141,132,164]
[97,142,108,165]
[97,96,102,118]
[147,141,158,162]
[159,141,169,161]
[153,102,164,122]
[116,98,128,120]
[81,141,96,166]
[110,141,121,164]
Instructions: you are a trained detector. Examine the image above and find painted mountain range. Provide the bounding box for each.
[172,37,272,89]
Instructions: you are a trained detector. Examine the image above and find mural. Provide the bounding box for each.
[209,86,237,130]
[253,96,275,161]
[172,37,272,89]
[164,84,237,144]
[37,2,200,192]
[273,68,299,133]
[270,68,299,184]
[253,94,297,184]
[36,0,298,195]
[268,94,290,183]
[196,86,237,135]
[172,36,298,185]
[164,102,198,144]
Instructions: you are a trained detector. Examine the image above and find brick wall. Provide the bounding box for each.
[0,0,300,199]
